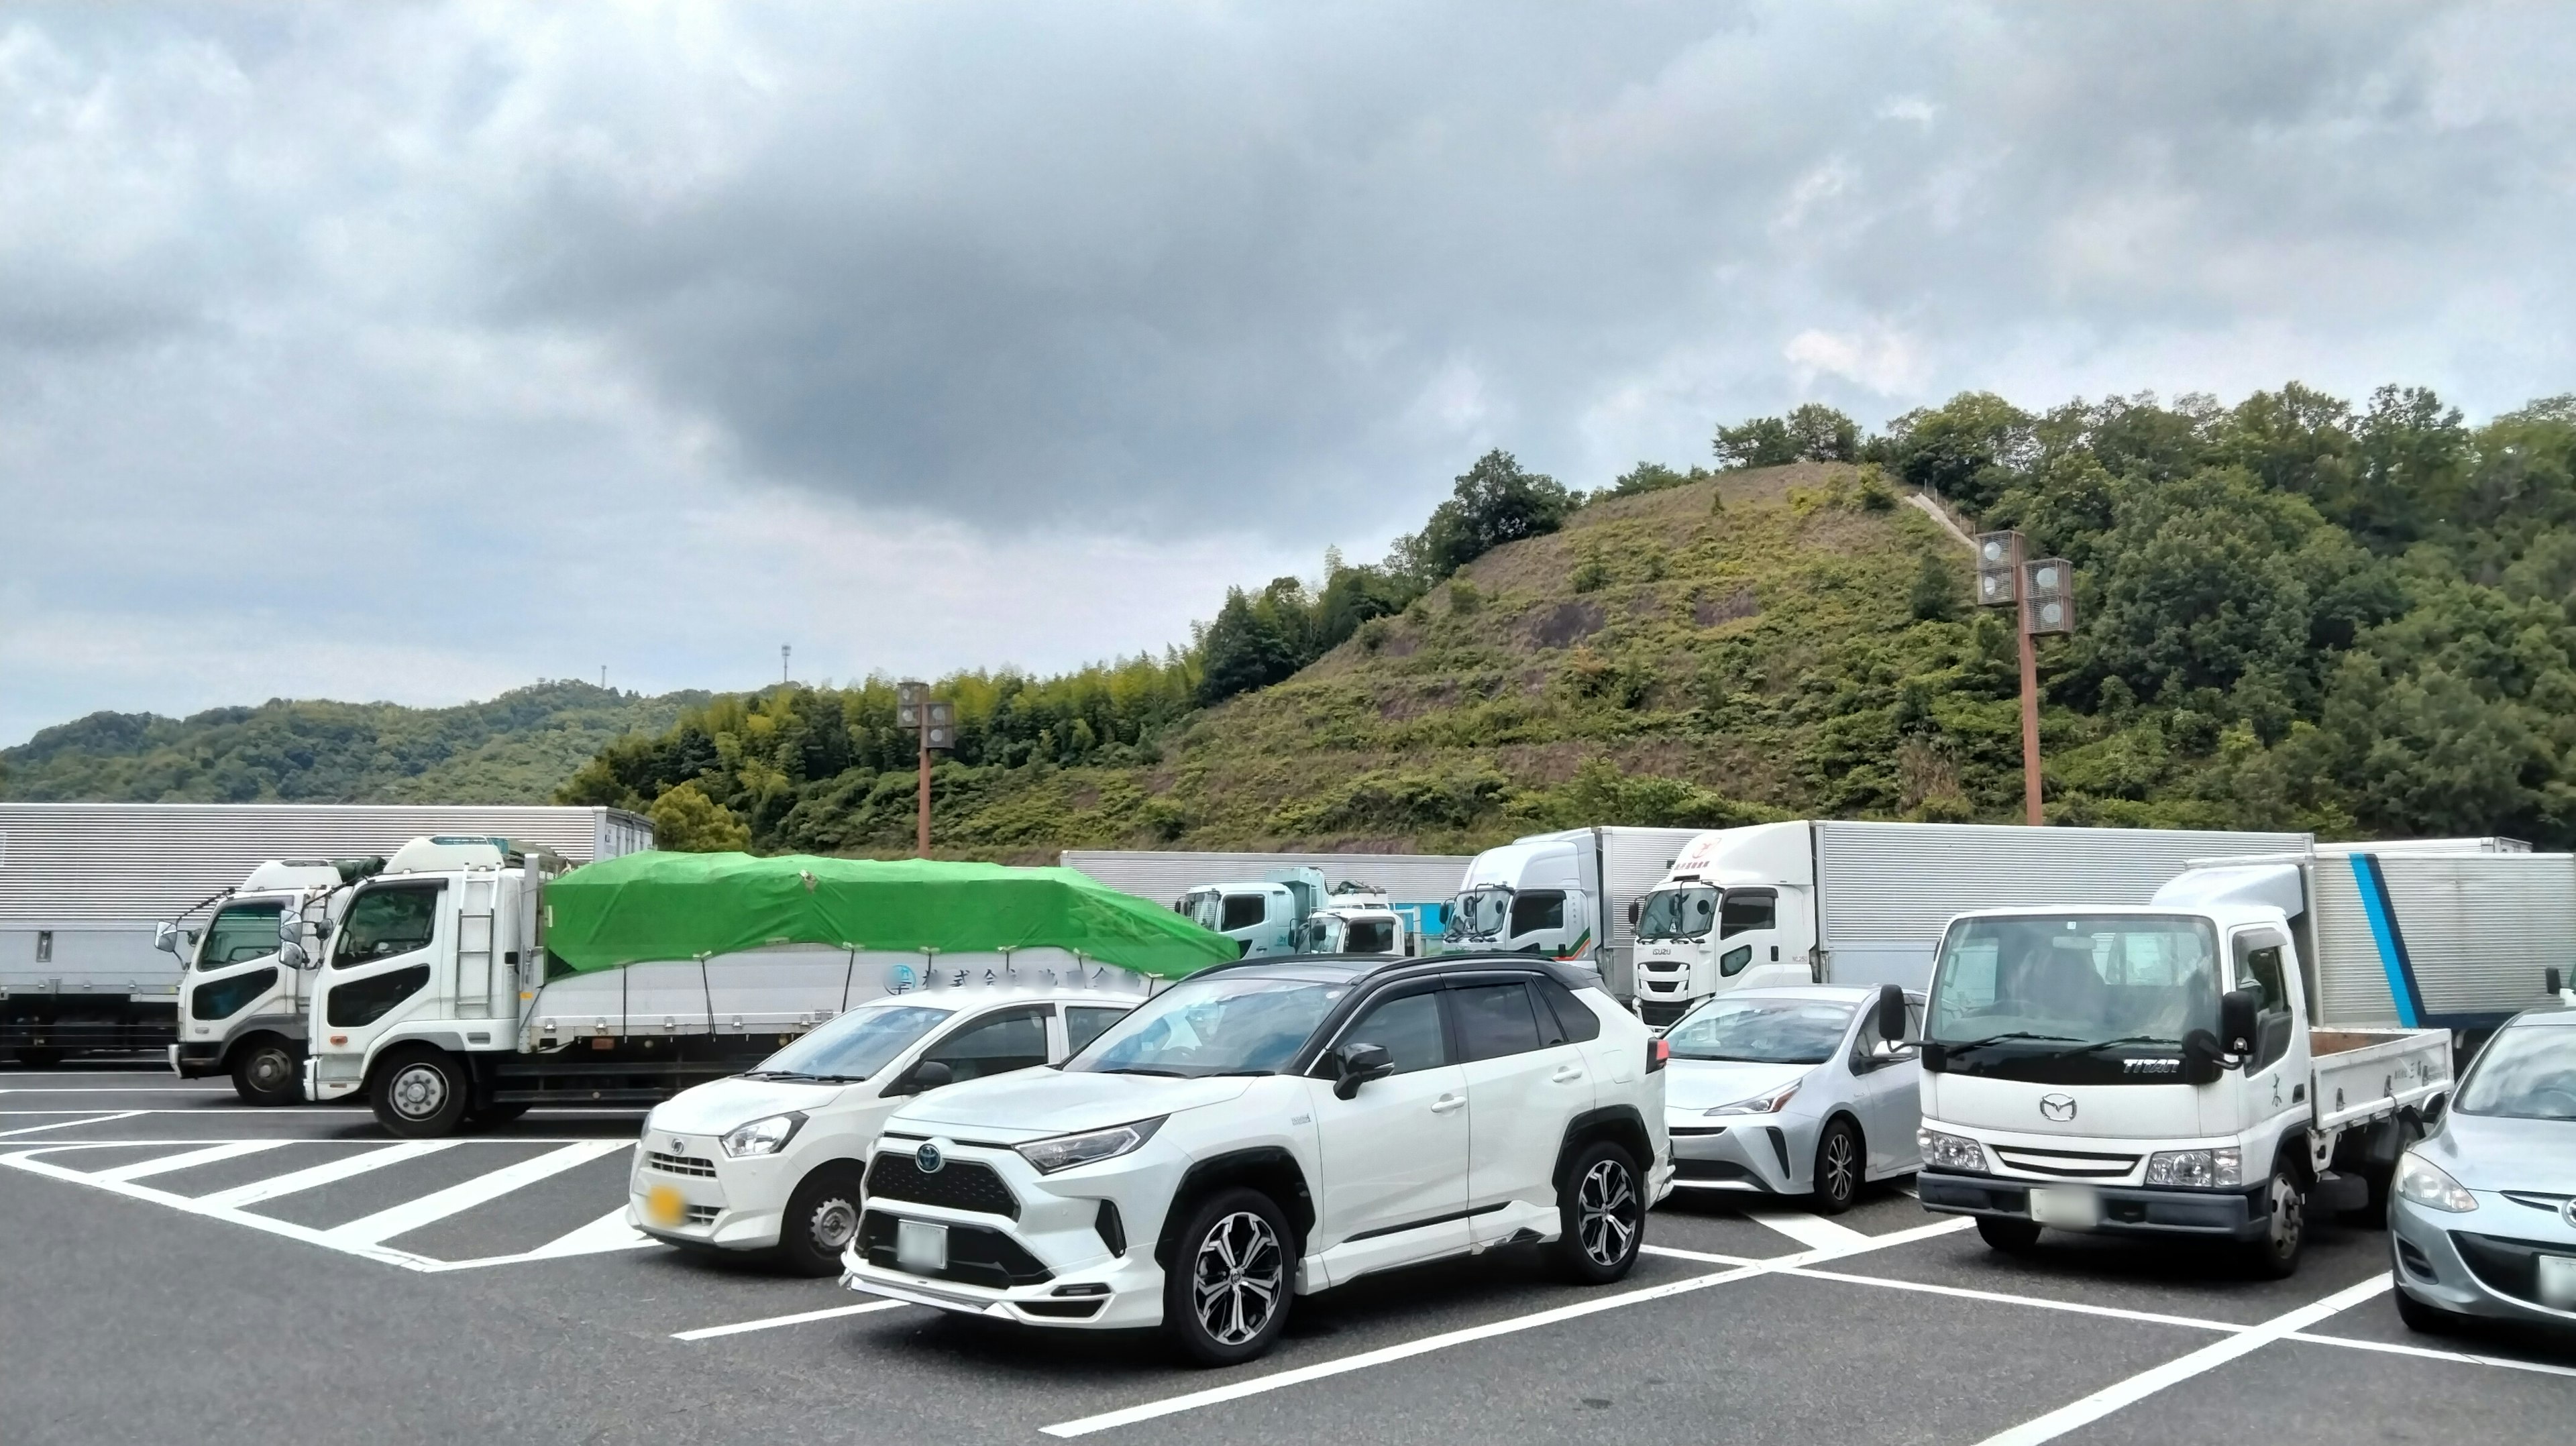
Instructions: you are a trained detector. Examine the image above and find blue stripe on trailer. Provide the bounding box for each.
[2349,854,2429,1029]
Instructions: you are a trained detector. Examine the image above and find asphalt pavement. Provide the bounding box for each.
[3,1064,2569,1445]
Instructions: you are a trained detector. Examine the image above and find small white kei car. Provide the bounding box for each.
[1661,984,1924,1213]
[630,987,1138,1273]
[843,953,1674,1364]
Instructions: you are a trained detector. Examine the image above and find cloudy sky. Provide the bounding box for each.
[6,2,2575,745]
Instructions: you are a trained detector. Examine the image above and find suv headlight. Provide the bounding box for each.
[1014,1117,1166,1174]
[1708,1083,1800,1116]
[2145,1148,2242,1189]
[1919,1127,1985,1172]
[2395,1151,2476,1213]
[719,1111,806,1158]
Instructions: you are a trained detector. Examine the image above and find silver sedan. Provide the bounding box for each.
[1658,984,1923,1214]
[2388,1003,2576,1335]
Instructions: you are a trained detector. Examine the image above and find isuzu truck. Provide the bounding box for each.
[1908,843,2571,1276]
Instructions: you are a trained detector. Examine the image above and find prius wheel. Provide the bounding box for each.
[369,1046,468,1138]
[1163,1188,1291,1367]
[1811,1119,1862,1215]
[1552,1139,1644,1284]
[779,1164,865,1278]
[231,1038,303,1106]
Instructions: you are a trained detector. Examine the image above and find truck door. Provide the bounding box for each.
[1505,889,1573,956]
[319,881,446,1059]
[184,899,290,1043]
[2229,929,2300,1133]
[1714,889,1805,991]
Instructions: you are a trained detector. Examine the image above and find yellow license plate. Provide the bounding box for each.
[645,1183,688,1227]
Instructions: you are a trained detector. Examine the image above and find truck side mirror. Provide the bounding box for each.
[1333,1042,1394,1100]
[1626,899,1642,926]
[2180,1029,2224,1085]
[152,922,180,956]
[1874,984,1907,1047]
[2218,987,2260,1058]
[2549,967,2565,997]
[278,940,308,970]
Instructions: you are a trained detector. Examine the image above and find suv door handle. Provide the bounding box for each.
[1552,1065,1584,1083]
[1430,1093,1466,1115]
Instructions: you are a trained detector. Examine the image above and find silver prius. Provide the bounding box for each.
[1660,984,1922,1214]
[2388,1003,2576,1335]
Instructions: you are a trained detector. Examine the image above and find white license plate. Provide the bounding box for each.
[896,1219,949,1274]
[2029,1185,2100,1229]
[2539,1254,2576,1310]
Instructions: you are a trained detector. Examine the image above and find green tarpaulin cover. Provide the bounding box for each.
[542,852,1240,980]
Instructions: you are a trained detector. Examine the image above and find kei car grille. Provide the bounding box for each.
[2450,1231,2576,1309]
[684,1204,719,1225]
[865,1153,1020,1219]
[1990,1146,2139,1180]
[647,1152,718,1178]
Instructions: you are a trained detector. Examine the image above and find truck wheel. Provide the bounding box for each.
[2240,1160,2307,1279]
[1811,1119,1863,1215]
[1976,1216,2042,1254]
[230,1039,303,1106]
[1162,1186,1293,1366]
[370,1047,470,1137]
[777,1164,865,1277]
[1552,1139,1646,1284]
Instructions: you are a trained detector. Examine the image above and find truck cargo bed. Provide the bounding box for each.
[2308,1026,2451,1133]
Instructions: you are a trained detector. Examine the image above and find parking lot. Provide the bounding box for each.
[5,1064,2570,1446]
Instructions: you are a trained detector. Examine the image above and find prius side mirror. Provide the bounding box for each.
[1334,1042,1394,1100]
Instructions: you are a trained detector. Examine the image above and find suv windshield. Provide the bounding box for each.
[1666,997,1855,1064]
[750,1003,953,1081]
[1927,913,2220,1082]
[1450,886,1511,940]
[1068,975,1348,1077]
[2454,1023,2576,1121]
[1636,886,1719,941]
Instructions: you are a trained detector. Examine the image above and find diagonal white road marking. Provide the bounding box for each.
[1970,1274,2394,1446]
[0,1111,145,1137]
[673,1300,910,1341]
[319,1141,629,1247]
[1739,1209,1869,1250]
[1784,1265,2250,1334]
[2281,1329,2576,1380]
[194,1142,456,1209]
[524,1206,653,1260]
[89,1140,292,1182]
[1640,1243,1757,1266]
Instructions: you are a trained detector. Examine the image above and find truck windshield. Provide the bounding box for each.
[1342,916,1395,954]
[1451,886,1511,940]
[1181,889,1224,932]
[2453,1022,2576,1121]
[750,1003,953,1081]
[197,901,285,966]
[1636,886,1718,940]
[1068,975,1346,1077]
[1927,913,2220,1080]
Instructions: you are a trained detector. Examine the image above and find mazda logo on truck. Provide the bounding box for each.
[2039,1094,2078,1121]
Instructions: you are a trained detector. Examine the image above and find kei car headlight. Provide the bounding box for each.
[2145,1148,2243,1189]
[1708,1084,1800,1116]
[1014,1117,1166,1174]
[2395,1150,2477,1213]
[719,1111,806,1158]
[1919,1127,1986,1172]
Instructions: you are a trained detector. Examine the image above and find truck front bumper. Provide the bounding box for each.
[1918,1170,2271,1241]
[172,1041,226,1079]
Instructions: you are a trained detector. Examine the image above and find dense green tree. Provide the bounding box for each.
[1872,391,2036,512]
[1403,450,1578,578]
[648,781,751,852]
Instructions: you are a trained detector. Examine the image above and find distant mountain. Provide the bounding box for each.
[0,681,708,805]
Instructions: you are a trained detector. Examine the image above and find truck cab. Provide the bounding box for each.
[1446,837,1591,958]
[1177,867,1327,958]
[1293,887,1411,958]
[1627,822,1817,1025]
[161,858,366,1103]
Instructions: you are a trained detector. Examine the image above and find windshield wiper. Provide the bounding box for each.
[1938,1032,2083,1056]
[1094,1066,1187,1077]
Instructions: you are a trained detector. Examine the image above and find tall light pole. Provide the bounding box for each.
[896,681,955,856]
[1975,531,2075,826]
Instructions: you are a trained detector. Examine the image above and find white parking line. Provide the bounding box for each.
[1970,1274,2394,1446]
[90,1140,292,1182]
[2280,1329,2576,1381]
[1038,1217,1974,1439]
[1739,1209,1869,1250]
[195,1142,457,1209]
[0,1112,145,1137]
[320,1141,629,1247]
[673,1299,910,1341]
[1639,1244,1756,1266]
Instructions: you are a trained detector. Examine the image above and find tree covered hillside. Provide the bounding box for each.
[559,382,2576,856]
[1,681,706,805]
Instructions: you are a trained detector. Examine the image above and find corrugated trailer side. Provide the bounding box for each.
[2310,850,2576,1028]
[1813,822,2312,989]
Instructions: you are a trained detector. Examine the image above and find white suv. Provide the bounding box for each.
[843,954,1673,1364]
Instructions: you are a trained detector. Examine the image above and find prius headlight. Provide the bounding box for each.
[1707,1083,1801,1116]
[719,1111,806,1158]
[1014,1117,1167,1174]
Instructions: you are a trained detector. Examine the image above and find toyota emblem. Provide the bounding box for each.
[2039,1094,2078,1122]
[915,1141,945,1174]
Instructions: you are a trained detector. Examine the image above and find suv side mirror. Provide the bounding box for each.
[1874,984,1908,1046]
[2218,987,2260,1058]
[886,1058,955,1097]
[1333,1042,1395,1101]
[152,922,180,956]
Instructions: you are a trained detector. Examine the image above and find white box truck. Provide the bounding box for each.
[1444,826,1709,995]
[1063,848,1472,948]
[1619,821,2311,1027]
[1908,843,2567,1276]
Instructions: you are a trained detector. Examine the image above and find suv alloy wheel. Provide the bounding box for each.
[1163,1187,1292,1366]
[1552,1139,1644,1284]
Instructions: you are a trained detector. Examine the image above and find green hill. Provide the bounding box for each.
[0,681,708,804]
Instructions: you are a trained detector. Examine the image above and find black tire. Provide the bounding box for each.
[1552,1139,1646,1284]
[2393,1285,2455,1336]
[1811,1118,1863,1215]
[1976,1216,2043,1254]
[1161,1186,1293,1367]
[230,1038,303,1106]
[465,1101,529,1129]
[777,1164,866,1278]
[370,1046,470,1138]
[2240,1157,2308,1280]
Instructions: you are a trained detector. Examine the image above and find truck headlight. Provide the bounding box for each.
[1014,1117,1165,1174]
[2145,1148,2242,1188]
[1708,1083,1800,1115]
[1919,1127,1986,1172]
[719,1111,806,1158]
[2395,1151,2476,1213]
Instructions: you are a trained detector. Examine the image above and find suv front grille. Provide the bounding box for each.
[859,1209,1051,1288]
[647,1152,717,1178]
[865,1152,1020,1218]
[1990,1146,2139,1180]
